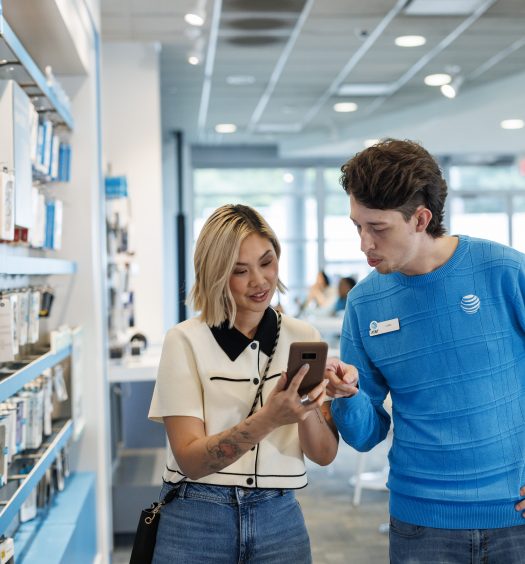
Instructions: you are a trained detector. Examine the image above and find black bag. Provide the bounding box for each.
[129,486,179,564]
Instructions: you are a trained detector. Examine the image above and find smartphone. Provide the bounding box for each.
[286,341,328,396]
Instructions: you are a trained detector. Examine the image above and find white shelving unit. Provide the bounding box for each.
[0,1,109,561]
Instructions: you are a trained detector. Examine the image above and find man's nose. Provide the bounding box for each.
[360,231,375,254]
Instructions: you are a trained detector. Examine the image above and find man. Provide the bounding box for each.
[327,139,525,563]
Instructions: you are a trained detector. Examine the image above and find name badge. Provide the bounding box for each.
[369,318,400,337]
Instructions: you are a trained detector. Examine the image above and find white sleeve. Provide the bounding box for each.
[148,327,204,423]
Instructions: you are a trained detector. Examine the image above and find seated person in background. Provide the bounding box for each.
[299,271,337,315]
[333,276,357,315]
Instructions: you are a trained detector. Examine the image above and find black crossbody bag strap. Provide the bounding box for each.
[247,310,282,418]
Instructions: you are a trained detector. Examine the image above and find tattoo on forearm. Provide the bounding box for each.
[205,423,256,471]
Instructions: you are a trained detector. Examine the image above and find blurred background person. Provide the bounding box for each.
[298,271,337,316]
[333,276,357,315]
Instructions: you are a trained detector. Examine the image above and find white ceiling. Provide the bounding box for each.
[101,0,525,156]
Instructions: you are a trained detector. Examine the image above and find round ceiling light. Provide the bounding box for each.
[424,73,451,86]
[500,119,524,130]
[215,123,237,133]
[333,102,358,113]
[184,12,205,27]
[395,35,426,47]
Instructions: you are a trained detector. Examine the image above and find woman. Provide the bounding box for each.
[299,270,337,316]
[149,204,347,563]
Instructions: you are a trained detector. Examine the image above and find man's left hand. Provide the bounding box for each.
[324,358,359,399]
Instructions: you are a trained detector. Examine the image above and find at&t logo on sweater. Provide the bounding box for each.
[460,294,480,314]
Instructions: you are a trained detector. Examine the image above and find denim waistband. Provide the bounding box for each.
[164,482,291,506]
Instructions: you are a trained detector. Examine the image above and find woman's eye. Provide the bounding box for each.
[233,270,247,275]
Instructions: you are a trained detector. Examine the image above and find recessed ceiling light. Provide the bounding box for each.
[337,83,392,96]
[226,75,255,86]
[424,73,451,86]
[440,76,463,99]
[500,119,524,130]
[395,35,426,47]
[215,123,237,134]
[283,173,294,183]
[185,12,205,27]
[333,102,358,113]
[188,55,200,65]
[364,139,380,148]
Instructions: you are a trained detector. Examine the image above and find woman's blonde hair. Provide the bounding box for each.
[188,204,286,327]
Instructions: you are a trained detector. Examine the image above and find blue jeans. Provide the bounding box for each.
[152,482,312,564]
[389,516,525,563]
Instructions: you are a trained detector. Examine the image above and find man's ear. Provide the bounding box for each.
[415,207,432,232]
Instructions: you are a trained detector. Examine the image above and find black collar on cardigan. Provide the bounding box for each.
[210,307,277,361]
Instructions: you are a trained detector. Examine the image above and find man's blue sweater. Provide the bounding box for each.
[332,235,525,528]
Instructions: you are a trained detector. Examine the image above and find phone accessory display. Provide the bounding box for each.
[0,168,14,241]
[39,289,55,318]
[0,536,14,564]
[0,297,15,364]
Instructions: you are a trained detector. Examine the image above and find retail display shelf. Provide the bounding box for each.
[0,10,73,129]
[14,472,96,564]
[0,419,73,532]
[109,346,161,383]
[0,255,76,275]
[0,344,72,403]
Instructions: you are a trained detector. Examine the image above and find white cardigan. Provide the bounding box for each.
[149,309,320,489]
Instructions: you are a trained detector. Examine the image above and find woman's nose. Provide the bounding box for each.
[249,269,265,286]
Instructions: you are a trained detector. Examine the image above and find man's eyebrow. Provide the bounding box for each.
[350,217,388,226]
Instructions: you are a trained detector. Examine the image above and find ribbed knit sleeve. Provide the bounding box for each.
[331,282,391,452]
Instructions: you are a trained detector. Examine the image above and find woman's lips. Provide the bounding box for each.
[249,290,269,302]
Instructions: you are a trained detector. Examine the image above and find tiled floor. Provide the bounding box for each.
[113,440,390,563]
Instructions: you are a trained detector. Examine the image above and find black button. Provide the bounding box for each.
[251,446,256,451]
[253,378,259,385]
[250,342,257,349]
[246,477,254,485]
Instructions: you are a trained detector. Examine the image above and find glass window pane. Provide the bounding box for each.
[194,168,316,195]
[449,164,525,191]
[324,168,345,193]
[449,196,509,245]
[278,240,318,315]
[512,196,525,253]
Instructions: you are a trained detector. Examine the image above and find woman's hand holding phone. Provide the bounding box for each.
[261,366,328,427]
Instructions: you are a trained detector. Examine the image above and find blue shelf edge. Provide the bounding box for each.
[0,11,73,129]
[15,472,97,564]
[0,419,73,533]
[0,255,77,276]
[0,344,72,403]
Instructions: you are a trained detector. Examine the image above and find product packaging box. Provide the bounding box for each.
[0,80,33,230]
